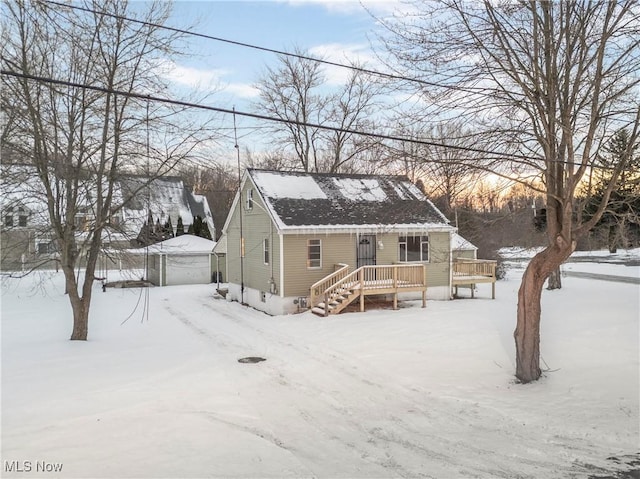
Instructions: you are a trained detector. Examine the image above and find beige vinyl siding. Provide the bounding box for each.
[453,248,477,260]
[226,180,281,294]
[424,231,451,287]
[382,231,451,288]
[375,233,399,265]
[282,233,357,297]
[281,230,452,297]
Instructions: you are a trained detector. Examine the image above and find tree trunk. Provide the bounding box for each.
[608,224,618,254]
[515,240,573,383]
[69,294,90,341]
[62,263,94,341]
[546,267,562,290]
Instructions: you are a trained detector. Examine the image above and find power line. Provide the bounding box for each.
[0,68,538,162]
[40,0,501,98]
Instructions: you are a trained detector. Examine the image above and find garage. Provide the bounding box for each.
[146,235,216,287]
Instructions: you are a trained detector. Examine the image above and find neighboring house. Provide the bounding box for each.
[220,169,469,316]
[144,234,216,286]
[0,165,215,271]
[118,176,214,245]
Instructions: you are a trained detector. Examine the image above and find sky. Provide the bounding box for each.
[160,1,395,108]
[132,0,405,164]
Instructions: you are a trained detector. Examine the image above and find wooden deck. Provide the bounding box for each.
[452,258,497,299]
[309,259,497,316]
[310,264,427,316]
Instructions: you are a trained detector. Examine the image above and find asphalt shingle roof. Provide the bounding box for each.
[249,169,451,229]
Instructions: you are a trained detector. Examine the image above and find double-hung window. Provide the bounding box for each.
[307,239,321,268]
[246,189,253,210]
[263,238,269,265]
[399,235,429,262]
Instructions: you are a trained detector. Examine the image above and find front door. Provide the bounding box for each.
[357,235,377,268]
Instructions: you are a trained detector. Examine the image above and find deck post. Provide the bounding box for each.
[359,269,365,312]
[422,265,426,308]
[324,292,328,317]
[492,281,495,299]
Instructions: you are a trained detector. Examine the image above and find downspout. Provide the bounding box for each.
[213,251,220,288]
[279,232,284,298]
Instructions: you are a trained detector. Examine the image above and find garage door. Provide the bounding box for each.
[166,254,210,285]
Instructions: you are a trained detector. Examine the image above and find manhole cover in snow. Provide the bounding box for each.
[238,357,266,364]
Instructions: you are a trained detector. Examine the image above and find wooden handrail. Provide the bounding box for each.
[310,263,350,308]
[452,258,496,278]
[310,263,427,310]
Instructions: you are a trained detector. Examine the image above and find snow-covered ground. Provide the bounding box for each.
[1,252,638,478]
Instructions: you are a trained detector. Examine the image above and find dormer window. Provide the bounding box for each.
[246,189,254,210]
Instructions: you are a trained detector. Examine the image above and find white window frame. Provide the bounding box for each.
[398,235,429,262]
[307,239,322,269]
[263,238,269,265]
[246,189,253,210]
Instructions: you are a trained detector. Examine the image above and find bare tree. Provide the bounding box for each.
[319,69,382,173]
[2,0,218,340]
[381,121,488,215]
[253,49,382,173]
[253,49,325,172]
[381,0,640,382]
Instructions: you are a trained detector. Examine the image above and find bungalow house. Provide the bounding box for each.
[220,169,494,316]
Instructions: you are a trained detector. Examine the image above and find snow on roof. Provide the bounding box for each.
[452,232,478,251]
[119,176,195,230]
[332,177,388,202]
[251,170,327,200]
[190,193,215,233]
[247,169,452,231]
[145,234,216,254]
[1,166,215,240]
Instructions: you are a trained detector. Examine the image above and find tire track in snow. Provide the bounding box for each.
[195,304,547,477]
[177,299,590,478]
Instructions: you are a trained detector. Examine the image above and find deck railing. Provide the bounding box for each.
[310,263,427,312]
[452,258,496,279]
[310,263,350,308]
[452,258,497,299]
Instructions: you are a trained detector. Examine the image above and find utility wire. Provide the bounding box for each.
[0,69,539,162]
[40,0,505,98]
